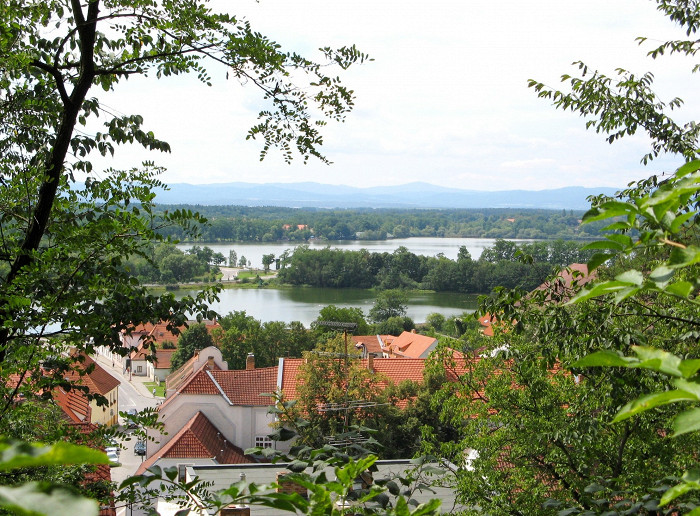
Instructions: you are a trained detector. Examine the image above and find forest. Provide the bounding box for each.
[155,206,608,242]
[276,239,594,293]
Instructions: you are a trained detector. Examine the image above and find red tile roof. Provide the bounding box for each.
[385,332,438,358]
[162,356,471,411]
[126,319,221,347]
[165,352,222,394]
[210,368,278,406]
[534,263,596,302]
[279,358,305,402]
[130,345,175,370]
[153,348,175,370]
[136,411,254,475]
[67,355,120,396]
[161,366,277,410]
[54,386,91,423]
[278,357,434,402]
[353,335,393,355]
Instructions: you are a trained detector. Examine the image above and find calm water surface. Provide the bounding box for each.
[178,286,478,326]
[175,238,505,325]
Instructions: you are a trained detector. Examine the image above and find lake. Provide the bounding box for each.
[174,237,514,325]
[177,236,534,269]
[177,285,479,327]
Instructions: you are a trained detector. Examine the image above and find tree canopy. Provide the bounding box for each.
[0,0,367,407]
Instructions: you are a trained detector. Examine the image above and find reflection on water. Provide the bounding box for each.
[174,237,492,325]
[177,286,478,326]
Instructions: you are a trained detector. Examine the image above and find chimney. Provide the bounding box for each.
[276,472,307,498]
[367,353,374,373]
[246,353,255,370]
[207,356,215,369]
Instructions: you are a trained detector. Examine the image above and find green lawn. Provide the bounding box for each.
[144,382,165,397]
[237,269,266,279]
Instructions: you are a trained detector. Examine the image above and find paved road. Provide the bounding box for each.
[93,357,160,487]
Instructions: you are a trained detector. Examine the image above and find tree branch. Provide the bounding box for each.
[30,60,70,106]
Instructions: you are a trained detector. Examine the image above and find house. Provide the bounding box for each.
[129,343,176,381]
[164,346,227,397]
[154,356,277,460]
[95,319,220,371]
[135,411,255,475]
[533,262,595,302]
[9,354,120,427]
[478,263,596,337]
[64,354,121,427]
[151,355,446,466]
[353,331,438,359]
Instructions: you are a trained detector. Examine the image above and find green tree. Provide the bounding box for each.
[228,249,238,267]
[369,290,408,323]
[262,253,275,272]
[169,323,215,371]
[434,2,700,512]
[315,305,370,336]
[0,0,367,408]
[374,316,414,335]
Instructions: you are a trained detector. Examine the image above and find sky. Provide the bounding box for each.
[94,0,700,191]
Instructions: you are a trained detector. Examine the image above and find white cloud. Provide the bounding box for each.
[84,0,700,192]
[500,158,556,170]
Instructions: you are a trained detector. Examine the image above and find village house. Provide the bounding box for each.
[353,331,438,359]
[63,354,121,427]
[129,343,176,381]
[141,349,441,475]
[94,319,220,374]
[11,353,121,427]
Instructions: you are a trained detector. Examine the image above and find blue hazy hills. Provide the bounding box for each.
[153,181,618,210]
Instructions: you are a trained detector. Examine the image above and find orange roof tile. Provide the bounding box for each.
[534,263,596,302]
[54,386,91,423]
[126,319,221,347]
[279,358,305,402]
[386,332,438,359]
[130,345,175,370]
[353,335,392,355]
[66,355,120,396]
[210,368,277,406]
[165,352,221,393]
[136,412,254,475]
[153,349,175,370]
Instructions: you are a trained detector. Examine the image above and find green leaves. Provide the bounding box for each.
[0,440,109,516]
[0,482,99,516]
[574,346,700,379]
[0,440,109,471]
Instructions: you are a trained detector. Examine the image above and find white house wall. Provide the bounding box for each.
[154,394,278,457]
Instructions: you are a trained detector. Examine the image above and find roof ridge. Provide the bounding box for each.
[206,370,233,406]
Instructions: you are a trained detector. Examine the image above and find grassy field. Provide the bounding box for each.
[144,382,166,397]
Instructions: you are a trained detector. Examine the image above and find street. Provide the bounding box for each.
[93,356,161,487]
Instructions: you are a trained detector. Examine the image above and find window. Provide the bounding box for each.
[255,436,273,449]
[137,366,143,373]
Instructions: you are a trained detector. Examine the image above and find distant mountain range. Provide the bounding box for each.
[152,181,619,210]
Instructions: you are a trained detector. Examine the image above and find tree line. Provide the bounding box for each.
[155,206,609,242]
[123,244,226,284]
[276,239,595,293]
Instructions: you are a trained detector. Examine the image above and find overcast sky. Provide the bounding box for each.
[95,0,699,191]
